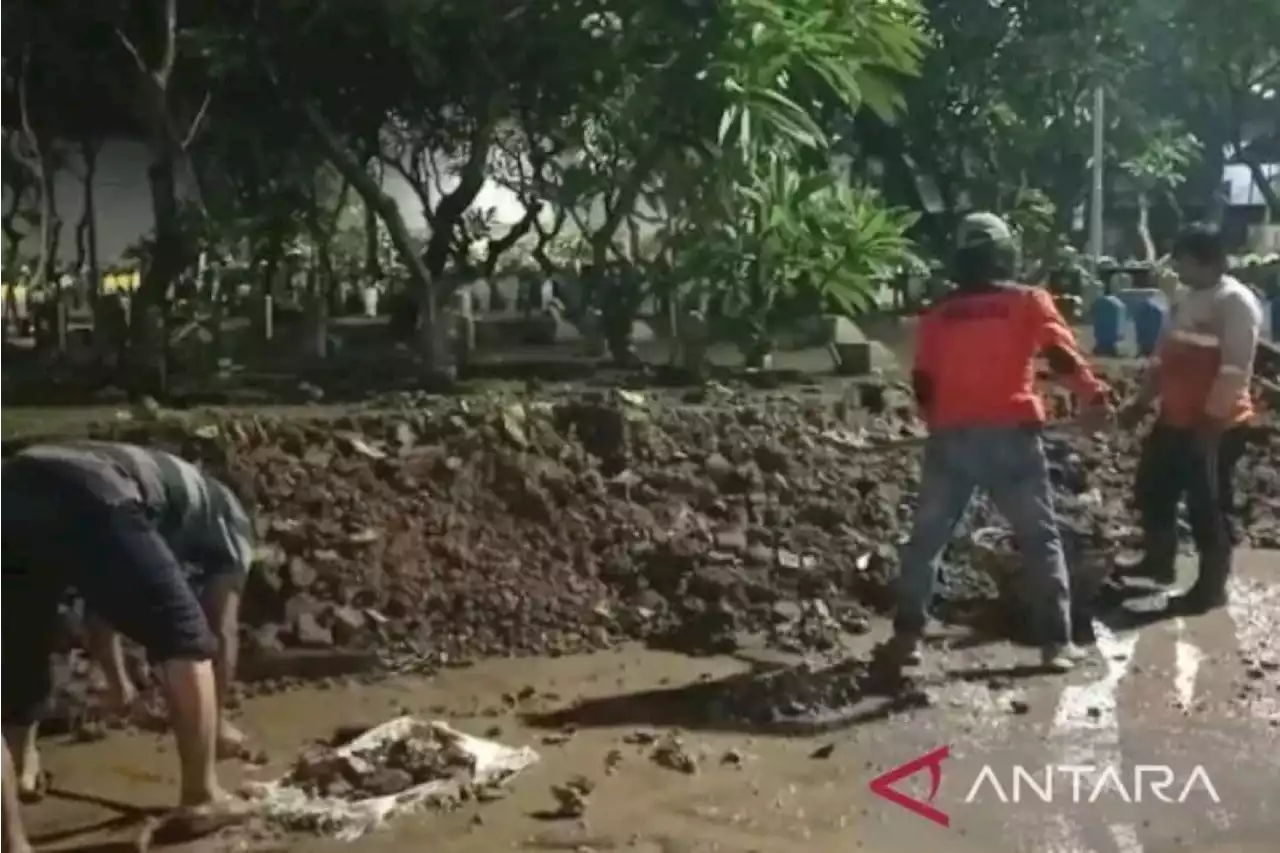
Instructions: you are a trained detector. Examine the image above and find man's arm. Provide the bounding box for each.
[1205,290,1262,423]
[198,572,244,708]
[186,510,255,756]
[1027,289,1109,404]
[86,613,134,710]
[189,512,254,705]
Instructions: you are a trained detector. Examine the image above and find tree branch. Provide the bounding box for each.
[159,0,178,83]
[115,29,148,76]
[481,201,540,277]
[183,92,213,149]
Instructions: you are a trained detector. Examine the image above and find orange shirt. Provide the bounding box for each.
[913,284,1107,429]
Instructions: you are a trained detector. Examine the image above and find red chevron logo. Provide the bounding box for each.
[868,745,951,827]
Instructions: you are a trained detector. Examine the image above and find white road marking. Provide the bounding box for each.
[1173,617,1203,710]
[1045,622,1143,853]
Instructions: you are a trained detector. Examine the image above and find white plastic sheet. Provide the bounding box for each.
[241,717,540,841]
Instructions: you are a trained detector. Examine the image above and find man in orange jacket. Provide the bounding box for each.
[887,213,1113,672]
[1119,224,1263,614]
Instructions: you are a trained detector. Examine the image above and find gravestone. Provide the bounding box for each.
[826,316,872,376]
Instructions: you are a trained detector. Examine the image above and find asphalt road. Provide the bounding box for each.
[850,548,1280,853]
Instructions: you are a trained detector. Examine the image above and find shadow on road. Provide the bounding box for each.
[520,659,915,736]
[31,816,141,847]
[43,787,163,817]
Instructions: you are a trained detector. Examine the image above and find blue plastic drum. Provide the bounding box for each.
[1091,294,1125,356]
[1132,292,1169,357]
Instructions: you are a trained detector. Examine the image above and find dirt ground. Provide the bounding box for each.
[21,552,1280,853]
[12,320,1280,853]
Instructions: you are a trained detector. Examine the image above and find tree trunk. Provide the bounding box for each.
[297,101,450,375]
[588,147,663,364]
[364,201,382,282]
[81,139,102,308]
[1240,153,1280,217]
[1135,192,1156,262]
[131,152,184,395]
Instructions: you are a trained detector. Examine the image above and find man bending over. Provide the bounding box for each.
[83,442,255,759]
[2,441,254,848]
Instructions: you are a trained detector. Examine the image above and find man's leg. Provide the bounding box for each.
[890,430,977,663]
[2,739,32,853]
[70,501,238,817]
[1172,427,1248,613]
[1130,425,1187,585]
[984,427,1076,670]
[1215,426,1249,545]
[1,524,63,802]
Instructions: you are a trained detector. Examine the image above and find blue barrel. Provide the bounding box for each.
[1091,294,1125,356]
[1132,293,1168,357]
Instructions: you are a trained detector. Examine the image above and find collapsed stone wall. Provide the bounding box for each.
[17,380,1279,727]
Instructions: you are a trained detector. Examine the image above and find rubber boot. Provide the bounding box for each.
[1168,548,1231,615]
[1125,526,1178,586]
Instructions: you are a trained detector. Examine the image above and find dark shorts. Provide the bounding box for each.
[1,456,216,725]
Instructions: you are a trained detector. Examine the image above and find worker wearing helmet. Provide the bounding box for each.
[886,212,1113,672]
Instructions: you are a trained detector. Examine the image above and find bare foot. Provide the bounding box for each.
[157,796,256,843]
[16,749,47,804]
[215,721,251,761]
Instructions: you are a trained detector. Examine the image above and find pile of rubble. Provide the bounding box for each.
[40,378,1280,677]
[286,723,473,801]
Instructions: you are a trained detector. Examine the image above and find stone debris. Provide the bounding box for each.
[650,734,698,774]
[284,723,474,801]
[549,775,595,818]
[22,373,1276,722]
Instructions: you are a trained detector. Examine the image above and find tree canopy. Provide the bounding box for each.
[2,0,1277,378]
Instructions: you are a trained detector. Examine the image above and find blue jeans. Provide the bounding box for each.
[895,425,1072,646]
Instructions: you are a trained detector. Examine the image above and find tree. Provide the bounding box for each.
[239,0,609,373]
[665,0,927,365]
[1171,0,1280,215]
[1118,121,1201,260]
[869,0,1141,248]
[560,0,929,361]
[676,156,920,366]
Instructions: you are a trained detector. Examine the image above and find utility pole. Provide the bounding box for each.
[1088,84,1106,270]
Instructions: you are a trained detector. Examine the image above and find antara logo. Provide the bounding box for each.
[869,746,1221,828]
[868,746,951,827]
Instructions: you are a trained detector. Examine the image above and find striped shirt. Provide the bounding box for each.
[11,441,255,582]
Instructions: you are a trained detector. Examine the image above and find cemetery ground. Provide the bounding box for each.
[4,321,1279,853]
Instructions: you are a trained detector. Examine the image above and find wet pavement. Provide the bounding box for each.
[23,550,1280,853]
